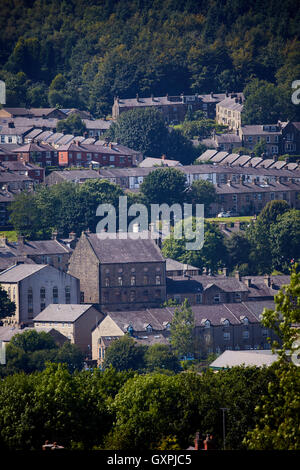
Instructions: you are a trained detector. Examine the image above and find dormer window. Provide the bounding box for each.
[204,320,210,329]
[146,324,153,332]
[223,319,230,327]
[243,317,249,325]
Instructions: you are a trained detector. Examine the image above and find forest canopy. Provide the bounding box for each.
[0,0,299,118]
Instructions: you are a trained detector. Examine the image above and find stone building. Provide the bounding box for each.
[0,263,80,326]
[34,304,103,355]
[67,231,167,311]
[91,300,279,364]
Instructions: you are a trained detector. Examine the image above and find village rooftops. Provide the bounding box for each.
[99,300,275,333]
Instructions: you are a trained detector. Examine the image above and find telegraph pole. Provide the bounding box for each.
[220,408,229,450]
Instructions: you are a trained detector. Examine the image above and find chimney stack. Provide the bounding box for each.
[0,236,8,247]
[235,270,241,281]
[18,235,25,245]
[264,274,271,287]
[244,278,252,288]
[52,230,58,240]
[234,220,240,230]
[223,267,228,277]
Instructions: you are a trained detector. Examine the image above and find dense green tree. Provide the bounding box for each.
[103,335,146,372]
[144,344,181,373]
[244,268,300,450]
[162,219,227,274]
[187,180,216,216]
[56,113,87,136]
[140,167,187,206]
[0,285,15,321]
[224,232,252,273]
[170,299,195,358]
[270,209,300,273]
[245,201,291,274]
[107,107,169,157]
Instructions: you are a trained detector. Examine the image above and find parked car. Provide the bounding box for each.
[217,211,230,217]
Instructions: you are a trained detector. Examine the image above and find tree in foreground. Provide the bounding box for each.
[244,266,300,450]
[144,344,181,373]
[170,299,195,359]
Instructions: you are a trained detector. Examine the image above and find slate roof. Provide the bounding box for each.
[85,232,165,264]
[165,258,199,272]
[218,96,244,112]
[209,350,278,369]
[0,238,72,259]
[197,149,218,161]
[0,263,46,282]
[104,300,274,332]
[167,275,249,293]
[48,169,100,182]
[83,119,112,130]
[240,125,281,135]
[139,157,181,167]
[33,304,95,323]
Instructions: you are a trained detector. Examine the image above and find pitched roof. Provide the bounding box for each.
[85,232,165,264]
[0,238,72,257]
[33,304,95,322]
[0,263,46,282]
[209,350,278,369]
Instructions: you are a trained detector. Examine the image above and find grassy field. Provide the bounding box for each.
[206,216,254,224]
[0,230,18,242]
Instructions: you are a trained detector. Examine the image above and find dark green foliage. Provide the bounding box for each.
[140,167,187,206]
[103,335,146,372]
[0,285,15,320]
[0,1,298,119]
[107,107,169,157]
[9,179,124,239]
[56,113,87,136]
[1,330,84,376]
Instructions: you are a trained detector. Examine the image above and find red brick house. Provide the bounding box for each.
[58,141,134,168]
[13,142,58,167]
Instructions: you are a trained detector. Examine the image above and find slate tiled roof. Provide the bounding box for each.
[0,238,72,258]
[209,350,278,369]
[104,300,274,332]
[167,275,249,293]
[0,263,46,282]
[33,304,95,323]
[86,232,165,264]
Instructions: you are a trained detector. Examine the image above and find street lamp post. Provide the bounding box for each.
[220,408,229,450]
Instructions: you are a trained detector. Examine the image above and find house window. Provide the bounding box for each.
[28,288,33,317]
[223,319,230,327]
[40,287,46,311]
[118,276,123,286]
[146,324,153,332]
[243,330,250,339]
[196,294,202,304]
[143,275,148,285]
[65,286,71,304]
[235,292,242,302]
[105,277,110,287]
[143,290,149,299]
[130,275,136,286]
[103,291,109,303]
[266,136,270,143]
[223,332,230,341]
[155,289,161,299]
[110,155,115,162]
[53,286,58,304]
[80,291,85,303]
[155,275,161,285]
[130,290,136,302]
[204,320,210,328]
[214,294,220,304]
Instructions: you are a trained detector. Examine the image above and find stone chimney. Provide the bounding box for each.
[151,94,154,101]
[219,222,227,231]
[223,267,228,277]
[52,230,58,240]
[264,274,271,287]
[234,220,240,230]
[0,236,8,247]
[136,93,139,102]
[69,232,77,240]
[18,235,25,245]
[244,278,252,288]
[235,270,241,281]
[210,91,214,98]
